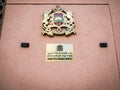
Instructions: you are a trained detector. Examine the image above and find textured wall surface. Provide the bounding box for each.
[0,0,120,90]
[109,0,120,72]
[7,0,108,4]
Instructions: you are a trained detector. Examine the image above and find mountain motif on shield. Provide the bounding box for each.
[42,5,76,36]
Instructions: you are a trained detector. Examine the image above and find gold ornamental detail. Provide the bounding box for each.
[42,5,76,36]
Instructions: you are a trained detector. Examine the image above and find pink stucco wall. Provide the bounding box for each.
[0,0,120,90]
[109,0,120,71]
[7,0,108,4]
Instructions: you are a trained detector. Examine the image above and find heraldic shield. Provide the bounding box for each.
[42,5,76,36]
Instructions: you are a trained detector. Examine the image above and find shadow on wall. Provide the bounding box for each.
[0,0,5,34]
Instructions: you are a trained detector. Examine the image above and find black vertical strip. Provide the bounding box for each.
[0,0,6,37]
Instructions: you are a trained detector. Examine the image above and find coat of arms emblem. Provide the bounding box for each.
[42,5,76,36]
